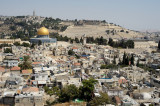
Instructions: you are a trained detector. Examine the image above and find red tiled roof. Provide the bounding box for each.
[22,70,31,74]
[11,66,20,71]
[25,53,30,56]
[72,47,78,49]
[56,60,65,63]
[22,87,39,92]
[69,57,75,60]
[74,63,81,66]
[0,66,5,72]
[32,62,41,65]
[80,57,87,59]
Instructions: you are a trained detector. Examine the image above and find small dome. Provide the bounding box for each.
[120,76,125,79]
[37,27,49,35]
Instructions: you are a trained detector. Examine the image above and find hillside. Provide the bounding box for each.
[0,16,145,40]
[60,21,144,40]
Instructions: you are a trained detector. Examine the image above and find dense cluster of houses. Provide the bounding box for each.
[0,41,159,106]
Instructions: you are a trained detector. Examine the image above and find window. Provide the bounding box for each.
[15,99,20,103]
[30,98,34,103]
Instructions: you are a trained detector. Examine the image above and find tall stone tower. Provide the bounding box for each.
[83,34,87,45]
[33,10,35,17]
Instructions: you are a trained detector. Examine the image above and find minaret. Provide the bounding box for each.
[33,10,35,17]
[83,34,86,45]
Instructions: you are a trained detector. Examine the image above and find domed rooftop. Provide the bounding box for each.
[37,27,49,35]
[120,76,125,79]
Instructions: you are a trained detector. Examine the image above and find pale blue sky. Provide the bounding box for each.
[0,0,160,31]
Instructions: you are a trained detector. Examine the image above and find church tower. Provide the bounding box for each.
[83,34,87,45]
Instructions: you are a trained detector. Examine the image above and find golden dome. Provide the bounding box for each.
[37,27,49,35]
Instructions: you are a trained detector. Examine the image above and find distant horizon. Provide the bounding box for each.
[0,0,160,32]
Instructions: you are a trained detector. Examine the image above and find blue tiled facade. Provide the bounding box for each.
[30,38,57,43]
[30,35,57,43]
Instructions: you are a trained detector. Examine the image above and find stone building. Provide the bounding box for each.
[30,27,57,44]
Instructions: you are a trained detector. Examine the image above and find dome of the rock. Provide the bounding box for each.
[37,27,49,35]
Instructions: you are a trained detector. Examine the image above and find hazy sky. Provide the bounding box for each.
[0,0,160,31]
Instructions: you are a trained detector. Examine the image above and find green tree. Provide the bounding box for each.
[38,40,42,46]
[136,58,140,67]
[99,36,104,45]
[102,20,106,23]
[44,86,60,96]
[131,54,134,65]
[31,43,36,49]
[113,56,116,64]
[75,54,80,59]
[118,58,122,65]
[4,48,12,53]
[10,26,16,31]
[108,38,114,46]
[58,84,79,102]
[122,52,126,65]
[60,26,68,32]
[0,44,11,49]
[89,92,111,106]
[70,39,74,44]
[100,64,118,69]
[80,37,83,43]
[52,49,56,56]
[75,37,80,43]
[63,36,69,42]
[126,40,134,48]
[158,40,160,49]
[14,42,21,46]
[120,39,125,48]
[120,30,124,32]
[100,64,107,69]
[68,50,75,55]
[125,56,129,65]
[106,30,110,34]
[21,42,30,47]
[79,78,97,101]
[18,56,32,70]
[52,86,60,97]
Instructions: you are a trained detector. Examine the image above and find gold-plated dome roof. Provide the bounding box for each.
[37,27,49,35]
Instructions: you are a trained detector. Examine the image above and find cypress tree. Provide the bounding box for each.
[108,38,113,46]
[122,52,126,65]
[100,36,104,45]
[75,37,80,43]
[125,56,129,65]
[136,59,140,67]
[158,40,160,49]
[113,56,116,64]
[80,37,83,43]
[131,54,134,65]
[38,40,42,45]
[119,58,122,65]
